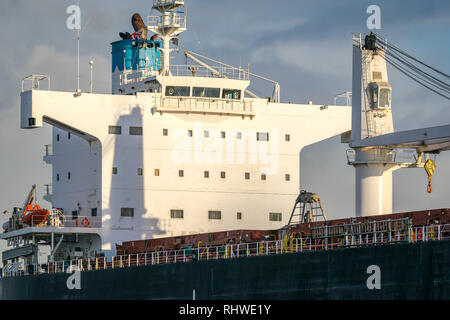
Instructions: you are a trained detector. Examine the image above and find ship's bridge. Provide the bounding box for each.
[112,39,254,117]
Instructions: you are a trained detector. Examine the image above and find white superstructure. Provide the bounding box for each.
[18,0,351,257]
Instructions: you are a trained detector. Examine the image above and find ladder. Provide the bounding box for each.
[361,53,377,138]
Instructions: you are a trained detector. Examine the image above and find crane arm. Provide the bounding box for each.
[19,184,36,217]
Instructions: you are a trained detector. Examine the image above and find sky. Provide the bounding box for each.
[0,0,449,254]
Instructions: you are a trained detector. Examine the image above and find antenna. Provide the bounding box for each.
[89,60,94,93]
[77,29,80,93]
[147,0,187,76]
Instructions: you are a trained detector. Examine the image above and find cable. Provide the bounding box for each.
[373,38,449,92]
[378,50,450,100]
[382,52,449,99]
[377,40,450,92]
[383,49,450,93]
[366,33,450,99]
[373,32,450,79]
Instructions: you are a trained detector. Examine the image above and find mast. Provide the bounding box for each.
[147,0,187,76]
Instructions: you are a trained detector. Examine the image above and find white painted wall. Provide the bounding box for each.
[21,89,351,256]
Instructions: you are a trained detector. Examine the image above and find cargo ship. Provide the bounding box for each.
[1,0,450,300]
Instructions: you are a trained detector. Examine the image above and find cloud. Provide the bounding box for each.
[251,39,349,76]
[14,44,111,95]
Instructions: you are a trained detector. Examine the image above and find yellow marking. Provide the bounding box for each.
[424,159,435,177]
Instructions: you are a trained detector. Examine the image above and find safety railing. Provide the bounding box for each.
[154,96,254,116]
[26,213,101,229]
[5,222,443,278]
[346,148,419,165]
[147,14,186,31]
[44,184,52,198]
[167,65,249,80]
[119,68,160,86]
[119,64,249,86]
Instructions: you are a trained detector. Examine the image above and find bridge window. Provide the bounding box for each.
[91,208,97,217]
[193,87,220,98]
[165,86,190,97]
[222,89,241,100]
[208,211,221,220]
[170,209,184,219]
[72,210,78,220]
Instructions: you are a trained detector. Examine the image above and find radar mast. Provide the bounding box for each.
[147,0,187,76]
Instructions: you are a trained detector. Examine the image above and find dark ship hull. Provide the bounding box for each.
[1,239,449,300]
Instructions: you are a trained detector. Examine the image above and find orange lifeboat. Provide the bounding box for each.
[21,204,50,226]
[19,184,50,226]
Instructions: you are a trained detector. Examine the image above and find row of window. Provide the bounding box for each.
[71,207,97,218]
[69,207,282,222]
[157,169,290,181]
[107,126,292,142]
[165,86,241,100]
[56,132,71,141]
[169,210,282,221]
[163,128,291,142]
[112,167,143,176]
[61,167,290,181]
[111,167,290,180]
[205,170,290,181]
[56,172,71,181]
[109,126,142,135]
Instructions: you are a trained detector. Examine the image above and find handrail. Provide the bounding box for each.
[119,64,249,86]
[154,96,254,115]
[25,213,100,228]
[3,223,449,278]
